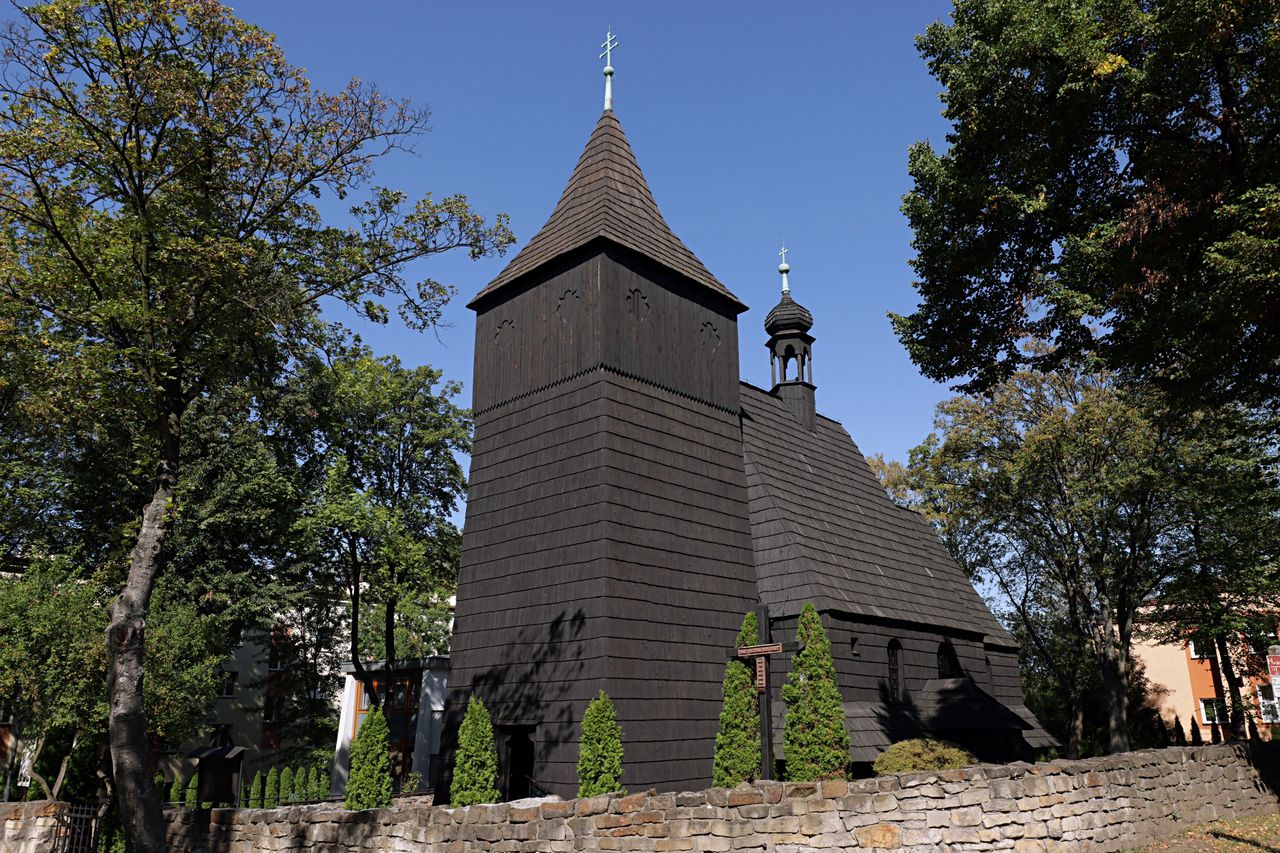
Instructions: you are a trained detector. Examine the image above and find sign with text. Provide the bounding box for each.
[755,657,767,692]
[1269,655,1280,699]
[738,642,783,658]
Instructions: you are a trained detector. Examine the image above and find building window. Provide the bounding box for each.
[1258,686,1280,724]
[1188,639,1212,660]
[218,670,237,698]
[937,643,961,679]
[1200,697,1226,725]
[887,640,903,703]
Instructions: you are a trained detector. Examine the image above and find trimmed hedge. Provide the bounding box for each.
[872,738,975,776]
[452,695,500,806]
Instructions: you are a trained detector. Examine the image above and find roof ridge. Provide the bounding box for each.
[469,111,743,309]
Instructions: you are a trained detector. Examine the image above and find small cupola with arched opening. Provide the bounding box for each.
[765,247,816,430]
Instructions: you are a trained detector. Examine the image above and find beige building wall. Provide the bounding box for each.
[1132,637,1197,727]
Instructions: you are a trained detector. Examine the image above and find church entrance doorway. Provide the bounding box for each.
[497,725,536,800]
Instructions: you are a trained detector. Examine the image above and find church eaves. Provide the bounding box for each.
[469,111,745,310]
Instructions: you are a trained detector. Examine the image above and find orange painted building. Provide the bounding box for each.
[1132,633,1278,737]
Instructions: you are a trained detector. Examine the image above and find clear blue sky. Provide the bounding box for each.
[245,2,959,466]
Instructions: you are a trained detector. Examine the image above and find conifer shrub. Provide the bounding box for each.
[345,706,393,810]
[264,767,280,809]
[168,776,183,806]
[280,767,294,803]
[1172,716,1187,746]
[577,691,625,798]
[249,771,262,808]
[317,770,331,802]
[305,766,319,802]
[713,612,762,786]
[872,739,975,776]
[451,695,500,806]
[153,774,166,799]
[781,603,850,781]
[184,773,198,808]
[1190,719,1203,745]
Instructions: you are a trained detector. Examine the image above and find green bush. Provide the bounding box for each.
[781,603,849,781]
[168,775,183,806]
[264,766,279,809]
[184,773,198,809]
[248,770,262,808]
[304,766,319,802]
[403,770,423,793]
[280,766,294,803]
[316,769,331,802]
[452,695,500,806]
[872,739,975,776]
[577,691,624,798]
[713,612,762,786]
[346,706,393,810]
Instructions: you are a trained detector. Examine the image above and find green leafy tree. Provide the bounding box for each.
[248,771,262,809]
[345,707,393,810]
[577,691,624,798]
[713,612,762,786]
[781,604,849,781]
[894,0,1280,410]
[264,767,279,810]
[294,348,469,706]
[0,0,511,845]
[451,696,499,806]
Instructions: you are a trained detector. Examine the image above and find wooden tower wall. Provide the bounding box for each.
[442,242,759,798]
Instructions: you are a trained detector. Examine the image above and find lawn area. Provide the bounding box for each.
[1139,811,1280,852]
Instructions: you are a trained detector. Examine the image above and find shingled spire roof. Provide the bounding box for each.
[469,111,744,310]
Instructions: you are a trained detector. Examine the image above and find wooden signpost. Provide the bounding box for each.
[731,606,798,781]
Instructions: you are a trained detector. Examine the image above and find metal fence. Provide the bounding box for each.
[52,803,98,853]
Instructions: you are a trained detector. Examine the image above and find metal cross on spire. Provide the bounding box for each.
[778,244,791,294]
[600,29,619,111]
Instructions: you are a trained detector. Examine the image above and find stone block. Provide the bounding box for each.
[577,796,611,817]
[854,822,902,849]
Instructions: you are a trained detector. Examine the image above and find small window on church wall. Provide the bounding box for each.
[937,643,961,679]
[887,641,903,702]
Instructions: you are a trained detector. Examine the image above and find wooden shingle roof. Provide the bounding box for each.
[469,111,744,310]
[739,382,1016,646]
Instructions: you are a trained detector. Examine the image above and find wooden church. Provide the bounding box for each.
[439,54,1052,800]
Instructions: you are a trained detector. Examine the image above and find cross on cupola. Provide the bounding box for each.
[764,247,818,429]
[600,29,619,111]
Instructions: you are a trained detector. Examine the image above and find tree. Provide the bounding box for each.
[264,767,279,810]
[902,360,1180,754]
[577,692,624,798]
[168,776,182,807]
[305,767,318,803]
[713,612,761,787]
[0,1,510,846]
[451,695,499,807]
[894,0,1280,408]
[0,559,106,800]
[184,773,197,809]
[248,771,262,809]
[781,604,849,781]
[345,707,392,810]
[293,348,469,707]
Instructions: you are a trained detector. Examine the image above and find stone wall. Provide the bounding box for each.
[161,744,1276,852]
[0,801,72,853]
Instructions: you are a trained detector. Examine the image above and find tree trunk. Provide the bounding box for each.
[1214,633,1248,741]
[385,595,397,671]
[106,441,177,853]
[1066,700,1085,759]
[1095,613,1130,753]
[1205,640,1229,741]
[348,540,379,709]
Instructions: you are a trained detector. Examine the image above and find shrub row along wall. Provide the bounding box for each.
[153,744,1272,852]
